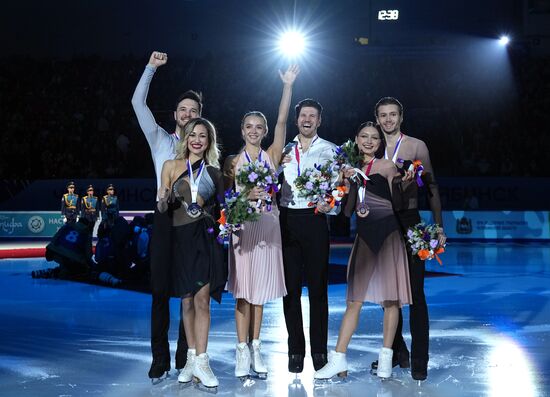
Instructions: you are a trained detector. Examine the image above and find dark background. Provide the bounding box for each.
[1,0,549,187]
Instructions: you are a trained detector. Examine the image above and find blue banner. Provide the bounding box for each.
[0,212,64,238]
[419,210,550,240]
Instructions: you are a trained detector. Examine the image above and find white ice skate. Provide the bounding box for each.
[177,348,196,384]
[249,339,268,379]
[377,347,393,379]
[235,342,251,380]
[193,352,218,391]
[314,350,348,381]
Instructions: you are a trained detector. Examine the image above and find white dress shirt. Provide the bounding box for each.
[280,135,339,211]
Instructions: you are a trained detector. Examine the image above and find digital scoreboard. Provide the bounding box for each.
[377,9,399,21]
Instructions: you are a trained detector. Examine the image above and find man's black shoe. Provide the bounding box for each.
[312,353,328,371]
[371,348,410,371]
[411,358,427,381]
[148,358,170,379]
[288,354,304,373]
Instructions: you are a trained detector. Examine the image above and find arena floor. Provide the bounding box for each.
[0,242,548,397]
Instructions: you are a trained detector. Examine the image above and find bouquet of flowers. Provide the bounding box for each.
[406,223,445,264]
[294,160,344,213]
[333,140,362,169]
[235,159,279,210]
[216,190,260,243]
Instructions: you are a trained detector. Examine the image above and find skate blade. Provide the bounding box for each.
[194,382,218,394]
[251,371,267,380]
[150,371,170,385]
[313,375,348,386]
[177,377,193,385]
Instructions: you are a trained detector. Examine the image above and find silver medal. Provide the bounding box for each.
[185,202,203,218]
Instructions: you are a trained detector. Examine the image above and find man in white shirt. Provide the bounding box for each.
[279,98,338,373]
[131,51,202,381]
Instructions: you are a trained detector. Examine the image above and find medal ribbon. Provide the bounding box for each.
[357,158,375,206]
[385,133,404,164]
[244,149,263,164]
[187,159,205,204]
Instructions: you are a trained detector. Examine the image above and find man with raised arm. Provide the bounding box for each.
[132,51,203,382]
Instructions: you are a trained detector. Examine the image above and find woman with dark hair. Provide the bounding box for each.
[157,117,225,390]
[314,122,413,380]
[222,65,299,379]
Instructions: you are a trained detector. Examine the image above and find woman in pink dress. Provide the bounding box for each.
[314,122,413,380]
[222,65,299,379]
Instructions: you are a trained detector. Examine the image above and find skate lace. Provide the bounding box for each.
[237,346,249,362]
[198,358,214,376]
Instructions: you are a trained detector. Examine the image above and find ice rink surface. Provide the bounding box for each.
[0,242,549,397]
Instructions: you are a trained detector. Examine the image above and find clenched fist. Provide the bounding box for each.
[148,51,168,68]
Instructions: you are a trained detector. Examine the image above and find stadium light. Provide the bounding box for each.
[499,35,510,46]
[278,31,306,57]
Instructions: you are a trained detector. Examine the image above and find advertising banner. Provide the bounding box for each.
[419,210,550,240]
[0,211,153,238]
[0,212,64,238]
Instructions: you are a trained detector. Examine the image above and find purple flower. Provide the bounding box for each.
[305,181,314,190]
[207,227,214,234]
[305,170,312,177]
[247,207,253,214]
[407,229,414,238]
[430,239,438,249]
[423,232,430,242]
[248,172,258,182]
[320,182,329,191]
[265,175,273,184]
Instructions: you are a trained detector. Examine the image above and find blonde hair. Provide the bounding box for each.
[241,111,268,132]
[175,118,221,168]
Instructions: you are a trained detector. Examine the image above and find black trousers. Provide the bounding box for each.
[151,293,188,365]
[280,207,329,356]
[150,208,187,365]
[393,209,429,362]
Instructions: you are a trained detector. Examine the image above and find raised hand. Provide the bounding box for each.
[148,51,168,68]
[279,64,300,85]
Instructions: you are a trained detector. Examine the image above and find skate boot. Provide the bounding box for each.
[148,357,170,384]
[377,347,393,379]
[249,339,268,379]
[235,342,251,379]
[193,353,218,391]
[371,345,410,374]
[411,358,428,382]
[177,348,196,383]
[314,350,348,380]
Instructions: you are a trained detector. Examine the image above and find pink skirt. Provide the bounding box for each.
[227,207,287,305]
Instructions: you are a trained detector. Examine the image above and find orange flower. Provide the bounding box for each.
[217,209,226,225]
[418,249,430,260]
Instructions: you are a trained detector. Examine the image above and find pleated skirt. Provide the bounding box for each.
[227,206,287,305]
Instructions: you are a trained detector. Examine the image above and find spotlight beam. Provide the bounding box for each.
[278,31,306,58]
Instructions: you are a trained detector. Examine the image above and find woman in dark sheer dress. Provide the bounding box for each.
[315,122,413,380]
[157,117,225,389]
